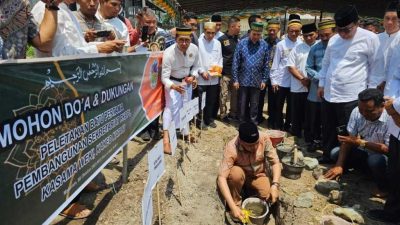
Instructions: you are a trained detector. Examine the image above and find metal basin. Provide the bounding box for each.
[282,157,305,180]
[276,143,293,159]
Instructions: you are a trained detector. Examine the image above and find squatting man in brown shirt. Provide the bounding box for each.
[217,122,281,221]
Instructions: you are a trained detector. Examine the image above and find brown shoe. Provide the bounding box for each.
[59,203,91,219]
[184,135,196,143]
[83,181,107,192]
[371,187,388,198]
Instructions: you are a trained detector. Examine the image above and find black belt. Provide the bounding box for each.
[170,76,184,82]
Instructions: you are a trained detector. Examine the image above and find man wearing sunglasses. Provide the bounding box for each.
[317,5,382,164]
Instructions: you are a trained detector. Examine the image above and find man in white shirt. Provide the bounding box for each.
[194,14,221,46]
[197,22,223,129]
[74,0,115,43]
[211,14,224,39]
[32,0,126,57]
[162,27,204,154]
[378,1,400,96]
[367,4,400,222]
[96,0,134,52]
[317,5,381,163]
[287,23,318,139]
[270,14,302,131]
[209,14,224,120]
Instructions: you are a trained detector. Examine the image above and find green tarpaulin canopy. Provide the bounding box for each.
[177,0,388,17]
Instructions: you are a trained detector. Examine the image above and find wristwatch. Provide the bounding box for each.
[359,139,367,147]
[271,182,280,189]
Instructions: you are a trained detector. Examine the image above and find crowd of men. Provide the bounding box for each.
[1,0,400,223]
[158,3,400,224]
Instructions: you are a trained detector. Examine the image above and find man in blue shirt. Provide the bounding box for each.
[232,22,269,125]
[305,20,336,151]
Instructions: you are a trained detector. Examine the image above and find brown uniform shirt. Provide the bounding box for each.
[218,133,280,178]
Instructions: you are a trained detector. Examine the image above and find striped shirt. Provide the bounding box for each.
[347,107,390,146]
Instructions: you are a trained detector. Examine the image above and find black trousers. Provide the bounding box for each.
[275,86,291,130]
[267,81,278,129]
[384,135,400,216]
[290,92,308,137]
[257,88,267,123]
[238,86,260,124]
[321,99,358,157]
[198,84,218,125]
[304,100,322,142]
[213,80,220,118]
[141,118,159,137]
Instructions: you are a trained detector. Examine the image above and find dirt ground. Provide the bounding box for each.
[51,112,390,225]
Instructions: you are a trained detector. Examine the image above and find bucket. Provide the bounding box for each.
[276,143,293,159]
[266,130,286,147]
[242,197,269,225]
[282,158,305,180]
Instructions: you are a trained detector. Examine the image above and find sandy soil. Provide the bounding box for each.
[51,117,389,225]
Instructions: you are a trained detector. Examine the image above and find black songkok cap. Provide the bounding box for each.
[211,14,222,22]
[239,122,259,143]
[334,5,359,27]
[386,1,400,18]
[301,23,317,34]
[176,27,192,36]
[289,14,301,21]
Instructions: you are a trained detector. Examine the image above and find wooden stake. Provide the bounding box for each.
[157,184,161,225]
[293,145,298,165]
[200,109,204,137]
[188,130,192,154]
[194,117,197,144]
[122,145,128,183]
[182,133,186,164]
[175,165,183,205]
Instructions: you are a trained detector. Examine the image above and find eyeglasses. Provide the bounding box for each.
[288,30,301,34]
[336,24,356,34]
